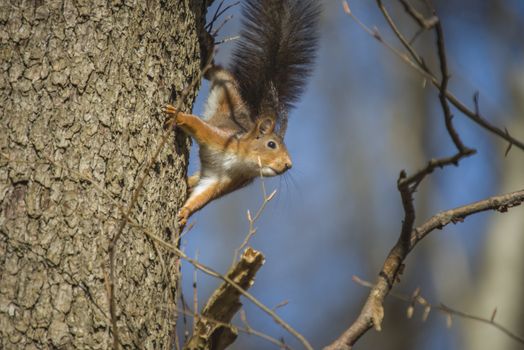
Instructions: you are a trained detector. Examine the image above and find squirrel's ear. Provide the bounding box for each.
[257,118,275,135]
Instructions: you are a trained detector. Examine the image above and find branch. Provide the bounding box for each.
[184,248,265,350]
[398,0,438,29]
[352,276,524,346]
[324,189,524,350]
[343,1,524,152]
[439,304,524,345]
[408,190,524,248]
[376,0,425,69]
[205,0,241,35]
[433,17,472,154]
[174,307,292,349]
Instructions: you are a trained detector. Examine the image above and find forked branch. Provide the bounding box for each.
[325,189,524,350]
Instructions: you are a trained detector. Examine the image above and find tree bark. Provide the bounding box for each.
[0,1,206,348]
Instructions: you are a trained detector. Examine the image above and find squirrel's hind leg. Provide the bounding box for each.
[177,177,230,227]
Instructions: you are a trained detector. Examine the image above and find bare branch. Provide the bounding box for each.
[192,251,199,332]
[408,190,524,246]
[343,2,524,151]
[206,0,241,35]
[433,17,471,153]
[184,248,265,350]
[440,304,524,345]
[324,189,524,350]
[398,0,438,29]
[376,0,426,69]
[174,307,293,349]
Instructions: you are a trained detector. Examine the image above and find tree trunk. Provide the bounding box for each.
[0,1,206,348]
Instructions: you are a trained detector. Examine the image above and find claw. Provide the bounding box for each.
[164,104,178,115]
[177,207,190,228]
[164,104,178,128]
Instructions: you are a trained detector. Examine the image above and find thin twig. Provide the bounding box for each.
[215,35,241,45]
[398,0,438,29]
[180,285,191,343]
[211,15,234,37]
[408,190,524,247]
[352,276,524,345]
[176,222,196,245]
[399,153,473,191]
[232,167,277,264]
[396,8,476,192]
[273,300,290,311]
[439,304,524,344]
[206,0,241,35]
[213,1,240,24]
[192,250,199,331]
[433,16,471,153]
[441,89,524,152]
[342,2,436,81]
[206,0,226,32]
[376,0,426,69]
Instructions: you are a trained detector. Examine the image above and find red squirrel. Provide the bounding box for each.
[165,0,320,226]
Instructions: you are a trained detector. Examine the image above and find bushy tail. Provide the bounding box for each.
[231,0,320,133]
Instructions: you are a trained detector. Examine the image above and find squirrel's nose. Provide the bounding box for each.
[285,161,293,170]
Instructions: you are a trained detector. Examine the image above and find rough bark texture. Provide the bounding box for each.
[0,0,206,348]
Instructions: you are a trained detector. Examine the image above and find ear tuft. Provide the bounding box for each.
[257,118,275,135]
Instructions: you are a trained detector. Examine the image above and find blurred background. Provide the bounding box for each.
[179,1,524,349]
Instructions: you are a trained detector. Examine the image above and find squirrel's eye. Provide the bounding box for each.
[267,141,277,149]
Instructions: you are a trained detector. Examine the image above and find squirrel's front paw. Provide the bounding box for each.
[177,207,190,228]
[164,104,179,128]
[164,104,178,115]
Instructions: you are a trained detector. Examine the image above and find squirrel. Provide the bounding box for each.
[165,0,320,227]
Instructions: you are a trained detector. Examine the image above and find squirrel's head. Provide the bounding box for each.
[241,118,292,177]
